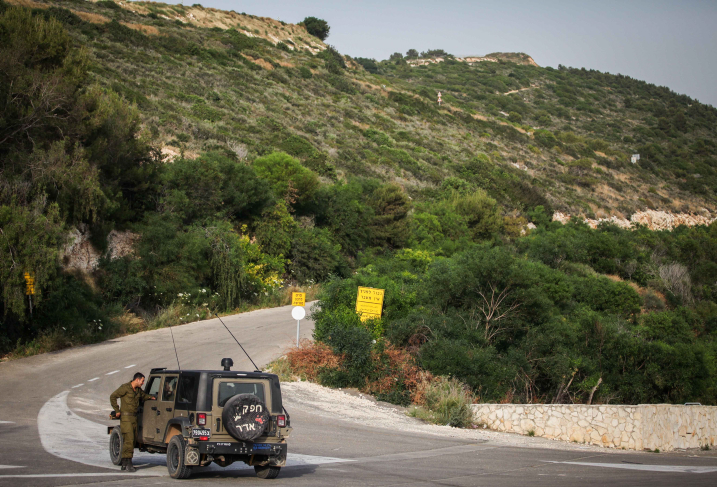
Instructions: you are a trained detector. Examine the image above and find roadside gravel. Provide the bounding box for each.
[282,380,632,453]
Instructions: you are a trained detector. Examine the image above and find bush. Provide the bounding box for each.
[289,228,345,283]
[252,152,320,206]
[300,16,330,41]
[412,376,474,427]
[299,66,312,79]
[97,0,121,9]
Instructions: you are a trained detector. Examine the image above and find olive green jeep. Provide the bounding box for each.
[108,358,292,479]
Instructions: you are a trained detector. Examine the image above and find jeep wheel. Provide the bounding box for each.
[254,465,281,479]
[109,427,122,466]
[222,393,270,441]
[167,436,192,479]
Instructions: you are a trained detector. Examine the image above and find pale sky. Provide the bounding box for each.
[165,0,717,107]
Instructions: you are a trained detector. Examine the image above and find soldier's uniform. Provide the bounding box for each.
[110,382,152,461]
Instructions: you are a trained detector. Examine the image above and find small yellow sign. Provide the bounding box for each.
[291,292,306,307]
[24,272,35,296]
[356,286,385,321]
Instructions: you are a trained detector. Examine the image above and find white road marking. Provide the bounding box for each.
[124,364,136,368]
[545,461,717,474]
[38,390,351,476]
[0,421,15,424]
[105,370,119,375]
[0,473,154,478]
[0,465,24,469]
[71,384,83,388]
[87,378,99,382]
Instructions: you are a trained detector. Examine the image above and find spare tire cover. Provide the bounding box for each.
[222,393,270,441]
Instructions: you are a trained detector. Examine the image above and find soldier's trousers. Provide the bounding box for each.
[120,417,138,459]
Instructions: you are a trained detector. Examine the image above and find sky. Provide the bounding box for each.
[165,0,717,107]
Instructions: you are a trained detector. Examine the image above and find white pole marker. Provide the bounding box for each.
[292,306,306,347]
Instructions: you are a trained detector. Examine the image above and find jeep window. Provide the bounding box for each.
[176,373,199,410]
[217,382,265,407]
[145,376,161,398]
[162,376,178,402]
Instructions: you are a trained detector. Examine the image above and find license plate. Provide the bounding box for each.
[191,428,210,437]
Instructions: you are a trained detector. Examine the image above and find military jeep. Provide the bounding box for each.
[108,358,292,479]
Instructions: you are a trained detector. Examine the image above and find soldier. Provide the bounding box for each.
[110,372,156,472]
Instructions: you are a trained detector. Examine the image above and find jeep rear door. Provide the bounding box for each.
[210,378,271,441]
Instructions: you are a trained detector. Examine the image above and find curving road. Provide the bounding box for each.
[0,304,716,486]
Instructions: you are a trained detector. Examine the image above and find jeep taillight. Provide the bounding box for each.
[198,413,206,426]
[277,415,286,428]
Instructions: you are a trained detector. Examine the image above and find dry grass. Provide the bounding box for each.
[74,10,110,24]
[5,0,46,8]
[121,22,160,36]
[408,376,475,427]
[242,54,273,70]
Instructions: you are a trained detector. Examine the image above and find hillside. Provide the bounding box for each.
[1,0,716,406]
[6,0,717,219]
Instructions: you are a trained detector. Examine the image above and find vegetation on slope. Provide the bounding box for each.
[0,0,715,407]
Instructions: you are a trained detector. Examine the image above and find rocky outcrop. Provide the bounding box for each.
[406,53,538,68]
[61,225,139,273]
[552,210,716,231]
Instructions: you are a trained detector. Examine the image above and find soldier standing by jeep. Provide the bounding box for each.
[110,372,156,472]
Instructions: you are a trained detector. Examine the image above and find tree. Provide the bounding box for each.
[369,184,411,248]
[253,152,319,207]
[405,49,419,59]
[300,16,330,41]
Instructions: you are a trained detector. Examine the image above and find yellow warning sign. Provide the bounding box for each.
[355,286,384,321]
[291,292,306,307]
[24,272,35,295]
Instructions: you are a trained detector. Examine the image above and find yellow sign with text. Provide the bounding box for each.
[291,292,306,307]
[355,286,385,321]
[24,272,35,296]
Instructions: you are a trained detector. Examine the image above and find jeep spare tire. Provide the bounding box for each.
[222,394,270,441]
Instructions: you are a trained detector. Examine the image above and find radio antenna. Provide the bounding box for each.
[215,313,260,371]
[168,323,181,371]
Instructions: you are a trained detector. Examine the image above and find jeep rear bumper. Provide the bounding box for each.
[197,441,287,459]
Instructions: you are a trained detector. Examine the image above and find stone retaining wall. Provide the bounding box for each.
[471,404,717,451]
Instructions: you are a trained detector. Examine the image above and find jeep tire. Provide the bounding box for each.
[109,427,122,466]
[167,436,192,479]
[254,465,281,479]
[222,393,270,441]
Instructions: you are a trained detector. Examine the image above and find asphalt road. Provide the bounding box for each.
[0,303,716,486]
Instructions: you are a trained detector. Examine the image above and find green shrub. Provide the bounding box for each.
[289,228,346,283]
[191,103,223,122]
[299,66,312,78]
[252,152,320,205]
[97,0,121,9]
[421,377,474,427]
[300,16,330,41]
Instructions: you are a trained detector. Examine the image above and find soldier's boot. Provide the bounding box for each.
[120,459,127,471]
[126,459,137,473]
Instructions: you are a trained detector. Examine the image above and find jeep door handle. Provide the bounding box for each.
[166,408,172,412]
[151,407,157,411]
